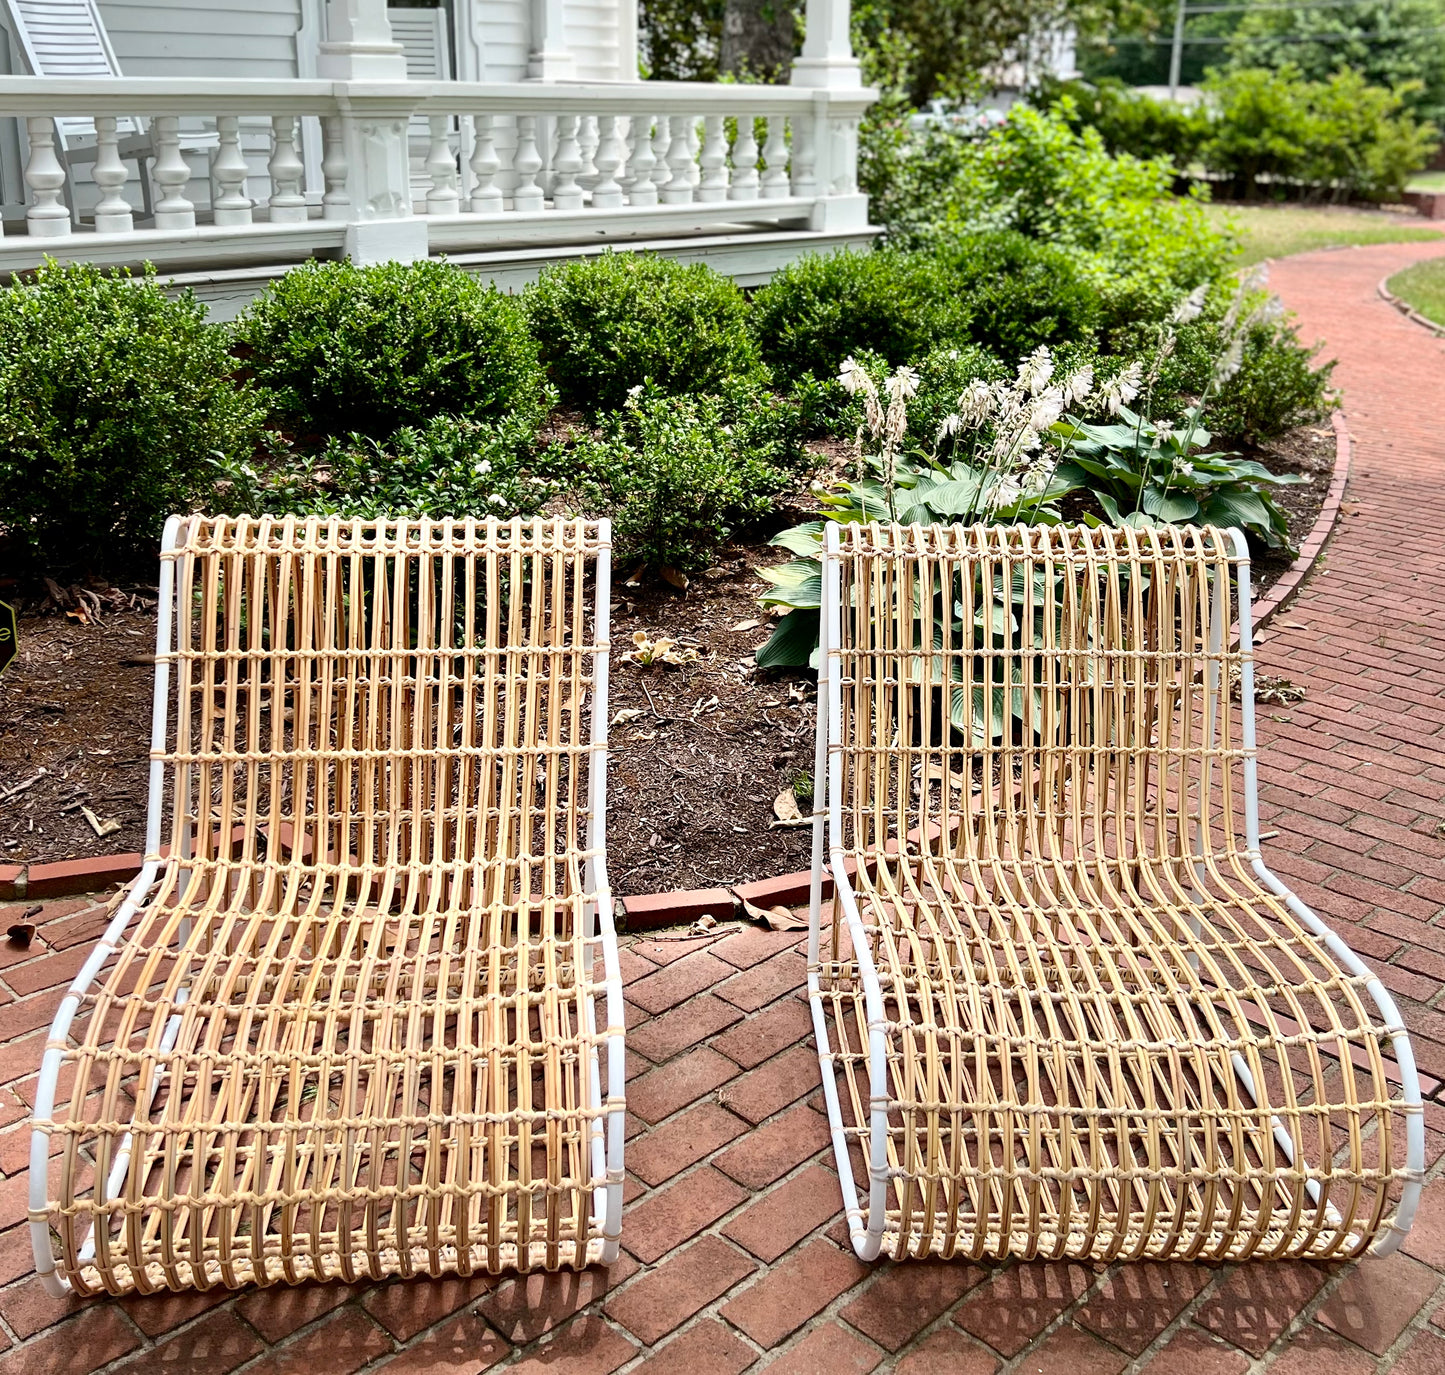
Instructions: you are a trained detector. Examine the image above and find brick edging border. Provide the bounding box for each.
[1377,274,1445,339]
[1244,407,1352,635]
[1,417,1354,917]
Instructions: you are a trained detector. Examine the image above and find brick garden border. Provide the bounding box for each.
[0,416,1354,922]
[1378,273,1445,339]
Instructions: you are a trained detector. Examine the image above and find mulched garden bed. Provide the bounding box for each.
[0,422,1338,886]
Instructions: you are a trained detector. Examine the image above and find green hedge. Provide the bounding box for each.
[524,251,762,412]
[0,261,267,572]
[236,259,546,439]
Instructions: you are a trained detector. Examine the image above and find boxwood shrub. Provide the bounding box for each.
[524,251,762,412]
[0,260,267,572]
[236,259,546,439]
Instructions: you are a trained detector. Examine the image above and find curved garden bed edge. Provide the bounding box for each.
[1377,275,1445,340]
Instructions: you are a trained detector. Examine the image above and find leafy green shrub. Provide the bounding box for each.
[0,260,267,571]
[749,248,957,381]
[524,251,761,412]
[934,232,1101,360]
[1043,76,1211,166]
[867,103,1234,297]
[1224,0,1445,125]
[751,234,1091,383]
[1200,67,1437,202]
[563,388,784,576]
[1105,279,1333,443]
[220,413,552,520]
[236,259,546,439]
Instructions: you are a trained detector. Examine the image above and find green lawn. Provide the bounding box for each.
[1406,171,1445,193]
[1387,257,1445,325]
[1202,202,1443,266]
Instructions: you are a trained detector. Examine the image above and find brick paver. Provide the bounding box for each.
[2,240,1445,1370]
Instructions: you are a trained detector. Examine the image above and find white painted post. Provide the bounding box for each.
[321,114,352,220]
[527,0,573,80]
[267,115,309,224]
[150,116,196,231]
[425,116,461,215]
[212,115,253,227]
[625,114,658,206]
[698,115,728,202]
[789,0,873,232]
[316,0,427,262]
[729,116,759,201]
[789,0,862,89]
[552,114,583,209]
[91,116,134,234]
[22,117,70,237]
[513,114,545,211]
[469,114,504,213]
[592,115,625,209]
[660,116,694,204]
[759,117,788,199]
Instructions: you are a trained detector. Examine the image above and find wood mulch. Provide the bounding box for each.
[0,424,1337,890]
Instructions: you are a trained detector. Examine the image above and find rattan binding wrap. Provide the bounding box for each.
[807,523,1423,1264]
[29,516,624,1296]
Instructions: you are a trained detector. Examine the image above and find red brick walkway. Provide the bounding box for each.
[2,241,1445,1373]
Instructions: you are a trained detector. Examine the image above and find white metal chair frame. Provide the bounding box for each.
[29,515,625,1296]
[806,521,1424,1264]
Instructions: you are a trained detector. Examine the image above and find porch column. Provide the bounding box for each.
[789,0,861,89]
[527,0,574,79]
[790,0,870,232]
[318,0,408,79]
[318,0,427,263]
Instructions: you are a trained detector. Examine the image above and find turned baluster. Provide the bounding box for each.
[788,114,817,201]
[698,115,728,203]
[552,114,583,210]
[513,115,544,211]
[23,117,70,237]
[211,115,253,227]
[660,115,694,204]
[626,114,658,206]
[90,116,133,234]
[729,116,759,201]
[320,115,351,220]
[425,116,460,215]
[759,116,789,199]
[685,117,701,187]
[592,115,625,209]
[650,114,671,191]
[151,115,196,230]
[267,114,307,224]
[469,114,503,213]
[579,114,599,187]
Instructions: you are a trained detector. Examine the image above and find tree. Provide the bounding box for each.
[1224,0,1445,122]
[720,0,799,79]
[638,0,725,80]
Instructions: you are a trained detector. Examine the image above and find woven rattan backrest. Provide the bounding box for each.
[830,522,1246,876]
[160,516,606,908]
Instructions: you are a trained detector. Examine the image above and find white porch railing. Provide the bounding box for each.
[0,77,874,274]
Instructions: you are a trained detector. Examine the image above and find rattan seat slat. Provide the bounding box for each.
[29,516,624,1297]
[806,523,1422,1263]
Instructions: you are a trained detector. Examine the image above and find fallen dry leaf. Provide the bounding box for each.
[740,897,808,931]
[732,618,762,632]
[773,787,802,823]
[610,708,644,726]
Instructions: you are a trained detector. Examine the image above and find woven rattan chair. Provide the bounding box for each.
[30,515,625,1296]
[806,522,1423,1264]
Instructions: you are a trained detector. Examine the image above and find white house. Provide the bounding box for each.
[0,0,875,313]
